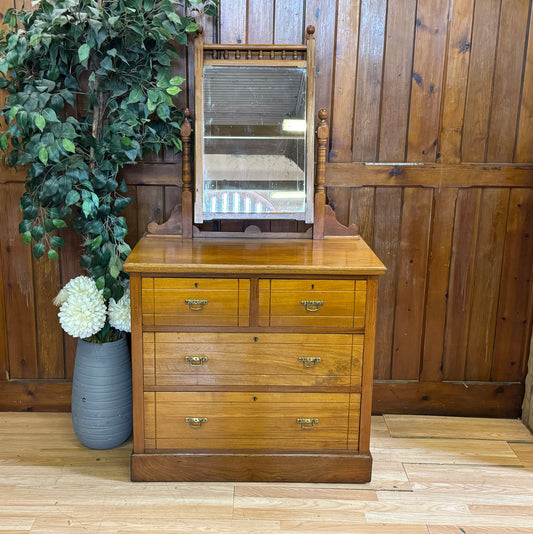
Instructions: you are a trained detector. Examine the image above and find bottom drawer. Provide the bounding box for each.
[144,392,360,451]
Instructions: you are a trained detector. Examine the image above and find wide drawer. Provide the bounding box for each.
[144,392,360,451]
[142,278,250,327]
[143,333,363,387]
[259,279,367,328]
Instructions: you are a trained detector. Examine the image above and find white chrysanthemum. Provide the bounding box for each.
[53,276,99,306]
[108,288,131,333]
[58,291,107,339]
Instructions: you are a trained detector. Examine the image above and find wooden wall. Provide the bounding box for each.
[1,0,532,416]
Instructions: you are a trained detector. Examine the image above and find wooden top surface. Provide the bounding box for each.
[125,236,386,276]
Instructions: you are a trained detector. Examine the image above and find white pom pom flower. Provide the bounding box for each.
[108,288,131,333]
[53,276,100,307]
[58,289,107,339]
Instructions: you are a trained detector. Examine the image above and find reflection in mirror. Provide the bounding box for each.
[201,67,307,220]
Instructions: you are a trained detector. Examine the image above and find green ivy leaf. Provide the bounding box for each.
[82,199,93,217]
[35,115,46,133]
[32,242,45,259]
[48,249,59,261]
[65,190,80,206]
[95,275,105,290]
[21,231,32,245]
[38,147,49,165]
[62,139,76,153]
[78,43,91,62]
[166,86,181,96]
[31,226,44,241]
[53,218,67,229]
[169,76,185,86]
[50,235,64,248]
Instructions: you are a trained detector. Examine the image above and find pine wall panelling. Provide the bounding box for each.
[1,0,532,416]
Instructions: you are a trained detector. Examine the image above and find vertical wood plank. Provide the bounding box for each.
[516,7,533,162]
[373,187,402,380]
[247,0,274,44]
[420,187,457,382]
[466,188,509,381]
[0,248,7,380]
[0,183,38,379]
[492,188,533,381]
[59,227,83,379]
[274,0,305,44]
[439,0,475,163]
[406,0,449,162]
[136,186,164,240]
[33,255,63,378]
[329,0,360,162]
[164,185,181,222]
[487,0,531,162]
[391,187,433,380]
[442,188,481,380]
[352,0,386,162]
[378,0,416,162]
[219,0,247,43]
[487,0,530,162]
[348,187,374,246]
[123,184,139,245]
[461,0,501,162]
[305,0,338,119]
[326,187,350,226]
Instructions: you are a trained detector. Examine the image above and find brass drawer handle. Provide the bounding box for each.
[297,417,319,429]
[300,300,323,312]
[298,356,321,368]
[185,299,208,310]
[185,417,208,428]
[185,356,208,366]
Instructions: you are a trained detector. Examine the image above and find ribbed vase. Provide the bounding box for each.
[71,336,132,449]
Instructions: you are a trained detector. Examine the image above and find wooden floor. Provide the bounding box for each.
[1,413,533,533]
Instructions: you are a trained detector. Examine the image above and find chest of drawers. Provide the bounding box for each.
[125,236,385,482]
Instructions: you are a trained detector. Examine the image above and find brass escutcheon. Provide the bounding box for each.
[296,417,319,429]
[185,299,208,311]
[300,300,323,312]
[185,417,207,428]
[185,356,208,366]
[298,356,321,368]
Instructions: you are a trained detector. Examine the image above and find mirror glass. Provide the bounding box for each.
[201,66,307,220]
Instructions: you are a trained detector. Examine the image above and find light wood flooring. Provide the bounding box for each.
[1,413,533,533]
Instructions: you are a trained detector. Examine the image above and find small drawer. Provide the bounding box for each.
[143,332,362,388]
[259,279,366,328]
[142,278,249,327]
[144,392,360,451]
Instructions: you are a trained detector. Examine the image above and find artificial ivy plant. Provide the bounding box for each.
[0,0,217,339]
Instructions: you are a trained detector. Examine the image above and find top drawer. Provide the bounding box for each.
[259,279,366,328]
[142,278,250,327]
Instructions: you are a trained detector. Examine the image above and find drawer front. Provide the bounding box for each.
[259,279,367,328]
[143,333,363,387]
[144,392,360,451]
[142,278,249,327]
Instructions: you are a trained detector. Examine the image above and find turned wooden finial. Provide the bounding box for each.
[306,25,315,38]
[197,26,204,35]
[317,108,329,139]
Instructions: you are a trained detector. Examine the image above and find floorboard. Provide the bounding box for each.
[0,413,532,533]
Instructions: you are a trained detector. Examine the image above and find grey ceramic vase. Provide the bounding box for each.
[71,336,132,449]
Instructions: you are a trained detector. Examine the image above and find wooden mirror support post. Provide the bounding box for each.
[125,27,385,484]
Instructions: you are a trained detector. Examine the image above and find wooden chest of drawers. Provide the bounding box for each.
[125,236,385,482]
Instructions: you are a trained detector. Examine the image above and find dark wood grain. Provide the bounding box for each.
[486,0,530,162]
[352,0,386,162]
[465,188,509,381]
[406,0,449,162]
[442,188,481,380]
[492,188,533,381]
[439,0,475,163]
[378,0,416,162]
[420,187,457,382]
[348,187,374,246]
[461,0,501,162]
[516,11,533,162]
[329,0,360,163]
[372,188,402,381]
[391,188,433,380]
